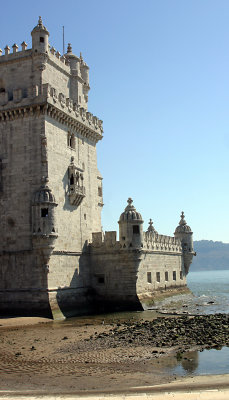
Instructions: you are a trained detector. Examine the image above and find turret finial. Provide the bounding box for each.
[179,211,186,225]
[38,16,43,27]
[67,43,72,54]
[147,218,158,234]
[127,197,133,206]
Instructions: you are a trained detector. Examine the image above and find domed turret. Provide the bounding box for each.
[174,211,194,274]
[118,198,144,248]
[31,16,49,54]
[32,177,58,238]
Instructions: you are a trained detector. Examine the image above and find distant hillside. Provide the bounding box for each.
[191,240,229,271]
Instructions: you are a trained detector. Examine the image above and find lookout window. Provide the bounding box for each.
[68,133,75,149]
[98,186,102,197]
[133,225,139,234]
[40,37,44,43]
[70,174,74,185]
[180,271,183,280]
[165,271,169,281]
[156,272,160,282]
[147,272,152,283]
[173,271,176,281]
[41,208,48,218]
[97,274,105,284]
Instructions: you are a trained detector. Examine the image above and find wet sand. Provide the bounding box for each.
[0,316,229,398]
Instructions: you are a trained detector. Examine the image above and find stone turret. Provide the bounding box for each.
[31,16,49,54]
[118,198,144,249]
[32,178,58,264]
[174,211,195,274]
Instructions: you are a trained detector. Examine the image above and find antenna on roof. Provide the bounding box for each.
[63,26,65,55]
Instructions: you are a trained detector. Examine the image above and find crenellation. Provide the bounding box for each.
[21,41,27,51]
[4,45,10,55]
[12,44,18,54]
[0,18,195,319]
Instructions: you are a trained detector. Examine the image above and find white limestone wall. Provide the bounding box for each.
[43,59,70,98]
[45,116,102,253]
[0,116,43,252]
[137,252,186,296]
[0,55,33,98]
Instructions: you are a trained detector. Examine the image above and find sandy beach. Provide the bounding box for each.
[0,316,229,399]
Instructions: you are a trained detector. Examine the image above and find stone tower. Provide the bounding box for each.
[118,198,144,249]
[174,212,194,274]
[0,18,103,318]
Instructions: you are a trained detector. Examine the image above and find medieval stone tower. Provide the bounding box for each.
[0,18,103,318]
[0,18,195,319]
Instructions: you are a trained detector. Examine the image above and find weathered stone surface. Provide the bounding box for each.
[0,18,195,318]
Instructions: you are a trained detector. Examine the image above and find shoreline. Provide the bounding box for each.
[0,314,229,397]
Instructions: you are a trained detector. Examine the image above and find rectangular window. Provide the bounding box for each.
[41,208,48,218]
[98,187,102,197]
[133,225,140,234]
[173,271,176,281]
[147,272,152,283]
[96,274,105,284]
[156,272,160,282]
[165,271,169,281]
[40,37,44,43]
[180,271,183,280]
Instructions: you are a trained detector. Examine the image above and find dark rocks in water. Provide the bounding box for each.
[89,314,229,353]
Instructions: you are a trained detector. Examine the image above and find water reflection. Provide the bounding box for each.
[170,347,229,376]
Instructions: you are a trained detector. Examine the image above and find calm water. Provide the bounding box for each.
[63,269,229,376]
[157,269,229,315]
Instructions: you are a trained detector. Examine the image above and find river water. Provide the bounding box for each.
[63,270,229,376]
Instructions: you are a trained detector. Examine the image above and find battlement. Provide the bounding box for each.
[0,83,103,138]
[91,230,182,253]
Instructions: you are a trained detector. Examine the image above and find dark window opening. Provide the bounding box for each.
[156,272,160,282]
[98,186,102,197]
[129,243,132,247]
[0,88,5,93]
[84,214,86,220]
[41,208,48,217]
[52,227,55,232]
[97,275,105,284]
[173,271,176,281]
[38,228,41,232]
[165,271,169,281]
[70,174,74,185]
[147,272,152,283]
[180,271,183,280]
[40,37,44,43]
[122,236,125,241]
[133,225,140,234]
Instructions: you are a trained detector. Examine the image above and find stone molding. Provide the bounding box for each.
[0,101,103,144]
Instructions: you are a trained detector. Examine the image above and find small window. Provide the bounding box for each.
[173,271,176,281]
[98,186,102,197]
[133,225,140,234]
[68,133,75,149]
[165,271,169,281]
[84,214,86,220]
[41,208,48,217]
[40,37,44,43]
[180,271,183,280]
[147,272,152,283]
[0,88,5,93]
[122,236,125,241]
[156,272,160,282]
[97,274,105,284]
[70,174,74,185]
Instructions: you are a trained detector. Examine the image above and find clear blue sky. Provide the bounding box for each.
[1,0,229,242]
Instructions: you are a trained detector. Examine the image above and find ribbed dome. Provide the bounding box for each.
[31,16,49,34]
[33,178,56,204]
[119,198,143,222]
[175,211,192,233]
